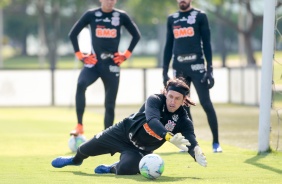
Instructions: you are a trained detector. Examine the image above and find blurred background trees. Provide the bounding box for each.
[1,0,282,69]
[0,0,11,67]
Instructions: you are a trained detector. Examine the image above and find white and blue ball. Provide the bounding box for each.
[139,153,164,179]
[68,135,87,152]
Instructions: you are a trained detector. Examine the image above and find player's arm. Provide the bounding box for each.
[122,12,141,53]
[200,13,212,70]
[144,95,167,137]
[68,11,91,53]
[68,11,97,65]
[179,118,198,154]
[162,16,174,86]
[181,119,207,167]
[182,124,198,150]
[200,13,214,89]
[113,12,141,66]
[144,95,190,151]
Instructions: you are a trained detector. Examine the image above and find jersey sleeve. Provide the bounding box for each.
[162,16,174,73]
[145,95,168,139]
[121,12,141,52]
[68,11,92,52]
[199,12,213,69]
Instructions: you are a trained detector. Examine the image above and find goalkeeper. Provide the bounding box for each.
[68,0,141,136]
[51,77,207,175]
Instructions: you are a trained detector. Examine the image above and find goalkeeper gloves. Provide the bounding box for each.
[194,146,207,167]
[75,51,98,65]
[201,66,214,89]
[165,132,191,151]
[113,50,131,66]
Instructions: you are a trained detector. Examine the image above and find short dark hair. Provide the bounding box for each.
[163,77,190,97]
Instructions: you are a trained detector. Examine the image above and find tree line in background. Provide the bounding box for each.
[0,0,282,69]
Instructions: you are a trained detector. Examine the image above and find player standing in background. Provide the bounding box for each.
[51,77,207,175]
[68,0,141,136]
[162,0,222,152]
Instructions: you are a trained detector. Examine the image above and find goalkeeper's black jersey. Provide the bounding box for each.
[124,94,197,152]
[163,8,212,70]
[69,8,140,60]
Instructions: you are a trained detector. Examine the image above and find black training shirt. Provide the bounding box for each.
[163,8,212,70]
[69,8,140,57]
[125,94,198,157]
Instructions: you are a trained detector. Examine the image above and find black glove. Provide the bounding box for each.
[162,67,170,87]
[201,66,214,89]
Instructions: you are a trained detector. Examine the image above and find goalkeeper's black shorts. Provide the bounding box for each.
[78,120,151,157]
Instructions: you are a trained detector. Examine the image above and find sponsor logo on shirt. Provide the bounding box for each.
[113,12,120,17]
[100,52,114,60]
[95,11,102,17]
[173,12,179,18]
[191,10,198,16]
[95,130,104,139]
[96,28,117,38]
[109,65,120,73]
[103,18,111,22]
[173,27,194,38]
[129,133,145,150]
[173,20,180,24]
[177,54,197,62]
[191,63,205,71]
[84,64,95,68]
[180,17,188,22]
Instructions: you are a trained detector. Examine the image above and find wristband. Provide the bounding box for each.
[165,132,173,141]
[124,50,132,59]
[75,51,83,60]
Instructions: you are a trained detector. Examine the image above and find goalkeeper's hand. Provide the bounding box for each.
[113,50,131,66]
[165,132,191,151]
[75,51,98,65]
[201,67,214,89]
[194,146,207,167]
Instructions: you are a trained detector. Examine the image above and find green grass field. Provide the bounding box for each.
[0,104,281,184]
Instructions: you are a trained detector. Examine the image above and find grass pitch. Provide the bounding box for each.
[0,105,281,184]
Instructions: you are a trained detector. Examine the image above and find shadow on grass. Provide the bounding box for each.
[55,171,201,182]
[245,153,282,174]
[50,152,199,182]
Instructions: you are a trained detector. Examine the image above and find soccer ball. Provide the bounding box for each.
[68,135,87,152]
[139,154,164,179]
